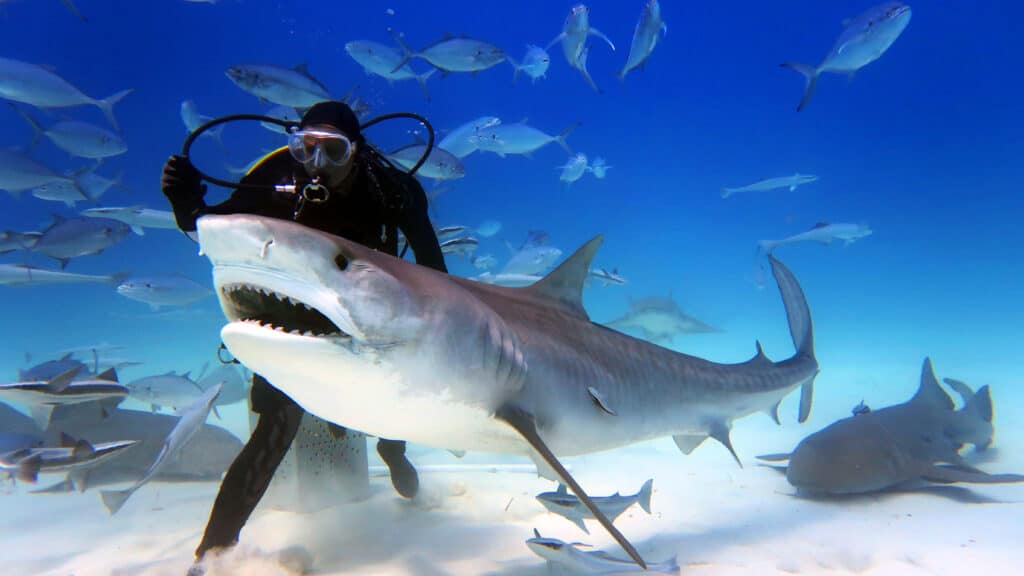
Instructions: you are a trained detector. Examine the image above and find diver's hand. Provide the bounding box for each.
[162,155,207,232]
[161,155,206,207]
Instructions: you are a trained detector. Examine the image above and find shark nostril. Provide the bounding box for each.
[335,253,349,271]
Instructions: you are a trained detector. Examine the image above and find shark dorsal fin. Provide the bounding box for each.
[526,235,602,319]
[96,368,118,382]
[556,483,567,495]
[812,222,830,230]
[912,357,954,410]
[748,340,772,367]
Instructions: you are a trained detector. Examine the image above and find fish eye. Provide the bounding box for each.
[335,253,350,271]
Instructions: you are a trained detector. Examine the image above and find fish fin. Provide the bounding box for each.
[765,399,782,425]
[780,62,819,112]
[68,468,90,492]
[100,487,134,515]
[589,27,616,51]
[31,477,75,493]
[789,184,797,191]
[448,449,466,459]
[571,515,590,534]
[57,258,70,270]
[387,28,416,73]
[912,357,954,410]
[61,0,87,21]
[417,69,435,101]
[556,483,567,495]
[576,45,602,93]
[73,438,95,457]
[494,403,646,569]
[527,235,602,320]
[96,89,133,133]
[672,433,707,455]
[636,478,654,514]
[17,454,41,483]
[767,254,817,422]
[545,32,566,51]
[586,386,616,416]
[554,122,580,155]
[10,104,44,150]
[921,464,1024,486]
[755,453,792,462]
[507,55,521,83]
[46,365,83,393]
[708,420,742,468]
[95,367,118,382]
[130,225,144,236]
[720,188,733,199]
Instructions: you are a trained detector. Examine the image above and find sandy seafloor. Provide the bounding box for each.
[4,359,1022,576]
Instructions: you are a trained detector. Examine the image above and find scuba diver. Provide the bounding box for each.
[161,100,447,563]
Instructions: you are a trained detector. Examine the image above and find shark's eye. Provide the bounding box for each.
[335,253,350,271]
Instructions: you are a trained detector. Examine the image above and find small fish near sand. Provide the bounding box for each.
[758,357,1024,496]
[527,529,679,575]
[537,479,654,533]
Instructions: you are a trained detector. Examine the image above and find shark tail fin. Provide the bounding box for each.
[780,62,819,112]
[971,385,993,424]
[768,255,817,422]
[637,478,653,514]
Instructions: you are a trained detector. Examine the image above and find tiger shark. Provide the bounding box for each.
[196,214,820,568]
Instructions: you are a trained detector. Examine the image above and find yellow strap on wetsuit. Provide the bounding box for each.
[244,146,289,177]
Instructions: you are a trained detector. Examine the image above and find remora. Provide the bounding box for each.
[197,214,820,568]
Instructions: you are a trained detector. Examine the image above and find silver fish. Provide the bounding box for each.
[508,44,551,83]
[29,215,131,269]
[588,156,611,179]
[0,57,131,130]
[116,275,213,310]
[438,116,502,159]
[387,144,465,181]
[470,254,498,271]
[27,116,127,159]
[473,121,578,157]
[720,173,818,198]
[587,267,627,287]
[617,0,667,80]
[180,100,225,144]
[225,63,330,107]
[126,370,206,412]
[547,4,616,92]
[559,153,589,184]
[474,271,543,287]
[81,205,176,236]
[782,3,912,111]
[0,149,71,196]
[527,529,679,574]
[440,236,479,257]
[100,383,222,514]
[1,434,137,486]
[758,222,873,254]
[604,296,719,343]
[0,366,127,429]
[537,478,653,533]
[500,243,563,276]
[390,31,506,74]
[475,219,502,238]
[345,40,435,99]
[0,263,127,287]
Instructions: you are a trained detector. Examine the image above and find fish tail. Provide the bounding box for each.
[757,239,777,254]
[17,454,41,483]
[10,103,43,150]
[100,487,135,515]
[780,62,819,112]
[555,122,581,154]
[96,89,134,132]
[720,187,734,199]
[768,255,817,423]
[507,55,521,84]
[637,478,653,514]
[417,69,435,101]
[387,28,416,73]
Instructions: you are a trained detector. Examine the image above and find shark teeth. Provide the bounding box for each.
[223,283,347,338]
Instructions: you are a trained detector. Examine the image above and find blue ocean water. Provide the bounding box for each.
[1,1,1022,574]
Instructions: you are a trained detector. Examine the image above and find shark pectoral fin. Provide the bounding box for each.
[586,386,617,416]
[68,469,90,492]
[922,464,1024,485]
[570,515,590,534]
[672,433,708,455]
[494,403,646,570]
[708,420,743,468]
[29,406,55,430]
[31,477,74,494]
[100,487,134,515]
[765,400,782,425]
[756,452,792,462]
[799,376,816,423]
[46,365,83,393]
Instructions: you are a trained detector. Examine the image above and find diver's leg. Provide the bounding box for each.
[376,438,419,499]
[194,375,303,560]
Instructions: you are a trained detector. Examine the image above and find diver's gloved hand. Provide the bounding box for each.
[161,155,206,231]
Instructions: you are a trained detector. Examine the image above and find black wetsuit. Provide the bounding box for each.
[169,149,446,560]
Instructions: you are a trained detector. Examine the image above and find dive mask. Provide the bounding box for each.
[287,128,355,169]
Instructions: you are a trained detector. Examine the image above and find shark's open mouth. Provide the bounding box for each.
[221,283,345,337]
